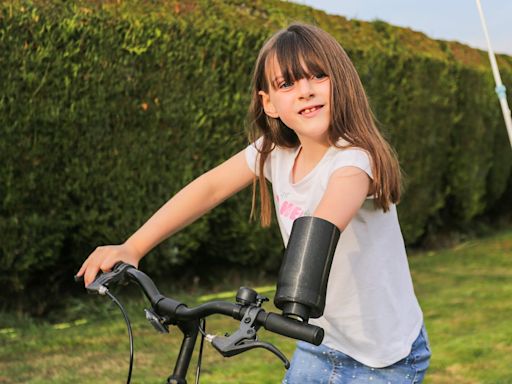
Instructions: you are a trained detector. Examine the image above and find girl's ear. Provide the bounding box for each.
[258,90,279,118]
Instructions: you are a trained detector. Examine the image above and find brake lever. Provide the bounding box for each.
[211,306,290,369]
[74,262,135,295]
[144,308,170,333]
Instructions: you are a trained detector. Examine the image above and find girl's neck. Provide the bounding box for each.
[291,135,331,183]
[297,135,330,163]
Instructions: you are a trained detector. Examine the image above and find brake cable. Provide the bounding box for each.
[195,318,206,384]
[103,285,206,384]
[105,289,134,384]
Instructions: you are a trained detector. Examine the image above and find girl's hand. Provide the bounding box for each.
[76,242,142,287]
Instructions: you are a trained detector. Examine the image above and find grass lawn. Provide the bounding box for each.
[1,227,512,383]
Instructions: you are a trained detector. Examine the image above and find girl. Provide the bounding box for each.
[77,23,430,383]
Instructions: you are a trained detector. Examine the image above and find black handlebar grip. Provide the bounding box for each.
[262,312,324,345]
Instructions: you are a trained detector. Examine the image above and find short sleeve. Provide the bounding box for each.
[329,148,373,179]
[244,137,272,181]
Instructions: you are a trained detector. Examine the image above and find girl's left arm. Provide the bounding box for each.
[313,167,371,231]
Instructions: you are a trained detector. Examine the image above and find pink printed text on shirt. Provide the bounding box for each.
[275,195,304,221]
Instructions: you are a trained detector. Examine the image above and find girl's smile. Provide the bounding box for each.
[298,104,325,117]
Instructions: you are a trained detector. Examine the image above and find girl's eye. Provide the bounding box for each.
[278,81,293,89]
[313,73,327,79]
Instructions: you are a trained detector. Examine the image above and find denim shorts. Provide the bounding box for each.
[283,325,431,384]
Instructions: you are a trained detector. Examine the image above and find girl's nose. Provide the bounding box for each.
[297,78,314,99]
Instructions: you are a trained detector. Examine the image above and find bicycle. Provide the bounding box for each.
[76,262,324,384]
[76,216,340,383]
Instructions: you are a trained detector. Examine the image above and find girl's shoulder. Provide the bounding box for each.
[329,139,373,178]
[332,137,366,151]
[331,138,372,160]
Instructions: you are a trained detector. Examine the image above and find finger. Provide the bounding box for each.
[76,259,88,277]
[99,258,116,273]
[84,264,101,287]
[77,247,102,277]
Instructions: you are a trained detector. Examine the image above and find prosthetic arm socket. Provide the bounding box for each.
[274,216,340,322]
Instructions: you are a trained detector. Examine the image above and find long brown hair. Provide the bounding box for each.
[248,23,401,226]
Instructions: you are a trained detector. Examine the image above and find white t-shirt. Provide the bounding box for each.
[245,139,423,368]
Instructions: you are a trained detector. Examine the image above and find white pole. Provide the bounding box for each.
[476,0,512,149]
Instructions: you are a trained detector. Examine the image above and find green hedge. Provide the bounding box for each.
[1,0,511,313]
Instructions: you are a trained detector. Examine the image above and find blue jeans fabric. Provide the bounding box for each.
[283,325,431,384]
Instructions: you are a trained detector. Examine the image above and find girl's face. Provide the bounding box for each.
[259,56,331,146]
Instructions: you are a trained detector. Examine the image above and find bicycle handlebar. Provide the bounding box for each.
[158,298,323,345]
[83,262,324,346]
